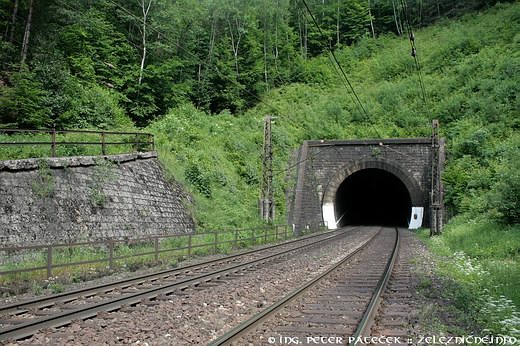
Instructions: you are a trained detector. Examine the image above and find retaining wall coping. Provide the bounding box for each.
[0,152,158,172]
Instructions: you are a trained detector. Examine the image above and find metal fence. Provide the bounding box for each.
[0,224,320,279]
[0,128,154,156]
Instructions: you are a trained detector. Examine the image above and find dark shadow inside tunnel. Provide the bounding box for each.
[334,168,411,227]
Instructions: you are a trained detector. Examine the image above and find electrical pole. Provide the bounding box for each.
[430,119,444,236]
[260,116,274,222]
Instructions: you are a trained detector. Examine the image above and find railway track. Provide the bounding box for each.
[210,227,406,346]
[0,227,356,342]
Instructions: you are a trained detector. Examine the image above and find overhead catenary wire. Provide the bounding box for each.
[299,0,384,141]
[399,0,427,104]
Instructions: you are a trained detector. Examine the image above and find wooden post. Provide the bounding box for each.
[154,237,159,262]
[46,246,53,278]
[51,128,57,157]
[101,132,106,155]
[135,134,140,152]
[149,134,154,151]
[188,234,192,256]
[108,238,114,270]
[214,232,218,253]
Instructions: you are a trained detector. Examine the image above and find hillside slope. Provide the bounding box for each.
[151,2,519,230]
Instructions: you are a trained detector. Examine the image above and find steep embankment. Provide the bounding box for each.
[151,3,518,229]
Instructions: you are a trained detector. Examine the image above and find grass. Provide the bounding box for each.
[0,224,301,295]
[417,215,520,338]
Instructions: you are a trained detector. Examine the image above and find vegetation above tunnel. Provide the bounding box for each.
[1,1,518,230]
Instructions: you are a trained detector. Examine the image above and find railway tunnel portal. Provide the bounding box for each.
[286,138,444,233]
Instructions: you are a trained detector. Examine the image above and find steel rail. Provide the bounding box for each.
[207,227,386,346]
[0,228,354,342]
[349,227,400,345]
[0,228,346,316]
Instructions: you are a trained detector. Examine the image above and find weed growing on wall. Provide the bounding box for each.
[89,159,116,207]
[30,159,55,198]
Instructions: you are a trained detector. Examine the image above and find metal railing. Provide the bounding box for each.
[0,128,154,157]
[0,225,314,279]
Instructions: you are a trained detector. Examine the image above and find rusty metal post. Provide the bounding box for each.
[260,116,274,222]
[51,128,57,157]
[108,238,114,270]
[149,134,154,151]
[134,134,140,152]
[46,246,53,277]
[430,120,444,236]
[154,237,159,262]
[101,132,106,155]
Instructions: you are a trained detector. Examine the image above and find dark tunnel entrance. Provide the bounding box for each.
[334,168,411,227]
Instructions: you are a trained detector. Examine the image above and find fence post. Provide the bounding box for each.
[108,238,114,270]
[188,234,192,256]
[252,229,256,245]
[51,128,57,157]
[46,246,53,278]
[154,237,159,263]
[134,134,140,152]
[149,134,154,151]
[234,229,238,248]
[214,232,218,253]
[275,226,278,241]
[264,227,268,244]
[284,225,288,240]
[101,132,106,155]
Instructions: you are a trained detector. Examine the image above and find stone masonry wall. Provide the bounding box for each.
[0,152,195,247]
[288,139,433,231]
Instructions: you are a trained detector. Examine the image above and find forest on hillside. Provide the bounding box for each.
[0,0,518,230]
[0,0,511,128]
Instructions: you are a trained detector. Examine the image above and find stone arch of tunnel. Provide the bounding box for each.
[321,159,424,229]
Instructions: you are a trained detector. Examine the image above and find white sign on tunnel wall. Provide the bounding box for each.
[408,207,423,229]
[322,203,424,230]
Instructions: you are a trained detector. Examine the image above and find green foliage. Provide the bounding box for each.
[31,160,55,198]
[0,66,51,128]
[89,160,116,207]
[418,216,520,337]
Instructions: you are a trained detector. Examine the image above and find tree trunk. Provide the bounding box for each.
[368,0,375,39]
[336,0,340,46]
[392,0,402,37]
[20,0,34,64]
[227,15,242,78]
[7,0,19,43]
[138,0,153,86]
